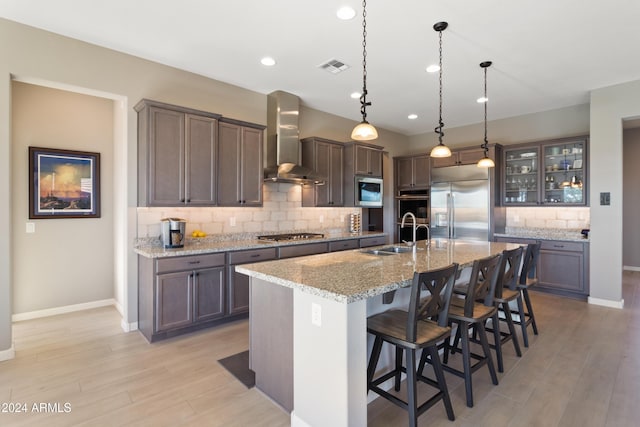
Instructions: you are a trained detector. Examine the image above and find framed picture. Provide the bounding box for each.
[573,159,583,170]
[29,147,100,219]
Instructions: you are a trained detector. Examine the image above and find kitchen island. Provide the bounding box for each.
[236,239,520,427]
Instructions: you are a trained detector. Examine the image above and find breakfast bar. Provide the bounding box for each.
[236,239,519,427]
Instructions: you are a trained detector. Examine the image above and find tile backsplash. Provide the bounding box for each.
[506,206,590,230]
[136,183,361,238]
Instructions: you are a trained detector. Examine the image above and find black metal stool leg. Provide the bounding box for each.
[516,294,529,347]
[523,288,538,335]
[503,302,522,357]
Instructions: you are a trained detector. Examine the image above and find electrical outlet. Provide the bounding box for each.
[26,222,35,233]
[311,303,322,326]
[319,215,324,223]
[230,217,236,227]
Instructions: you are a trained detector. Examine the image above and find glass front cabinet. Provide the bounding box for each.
[503,137,588,206]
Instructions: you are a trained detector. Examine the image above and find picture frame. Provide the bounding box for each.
[29,147,100,219]
[573,159,583,170]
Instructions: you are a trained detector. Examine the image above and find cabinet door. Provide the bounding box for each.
[412,156,430,188]
[503,146,539,205]
[431,154,458,168]
[313,141,332,206]
[329,143,344,206]
[227,265,250,315]
[355,145,382,177]
[538,248,584,294]
[185,114,217,205]
[155,271,193,332]
[194,267,225,322]
[457,147,486,165]
[396,157,415,189]
[217,122,242,205]
[148,107,185,206]
[541,140,586,205]
[368,149,383,177]
[240,126,263,206]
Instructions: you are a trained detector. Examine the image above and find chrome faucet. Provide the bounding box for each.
[401,212,430,248]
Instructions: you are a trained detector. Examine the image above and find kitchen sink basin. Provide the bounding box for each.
[362,249,397,256]
[361,246,414,256]
[379,246,413,253]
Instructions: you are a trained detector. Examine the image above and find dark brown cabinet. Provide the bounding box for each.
[431,146,489,168]
[301,137,344,207]
[494,236,589,300]
[138,253,225,342]
[347,143,383,177]
[503,137,588,206]
[217,118,265,207]
[394,155,430,190]
[227,248,277,315]
[135,99,220,206]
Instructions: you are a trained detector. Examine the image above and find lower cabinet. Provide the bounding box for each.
[494,236,589,300]
[227,248,278,315]
[139,253,226,342]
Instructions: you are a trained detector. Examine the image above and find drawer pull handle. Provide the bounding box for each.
[250,254,261,258]
[553,244,565,248]
[188,261,201,265]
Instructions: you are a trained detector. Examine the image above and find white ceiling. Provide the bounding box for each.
[2,0,640,136]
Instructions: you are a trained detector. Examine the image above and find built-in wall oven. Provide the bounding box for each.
[396,189,429,243]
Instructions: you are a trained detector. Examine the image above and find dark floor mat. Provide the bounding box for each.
[217,350,255,388]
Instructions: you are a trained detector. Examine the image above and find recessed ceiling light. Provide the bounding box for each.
[408,114,418,120]
[350,92,361,99]
[426,64,440,73]
[337,6,356,20]
[477,96,488,103]
[261,57,276,66]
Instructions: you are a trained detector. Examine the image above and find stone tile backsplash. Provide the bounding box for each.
[136,183,361,238]
[506,206,590,230]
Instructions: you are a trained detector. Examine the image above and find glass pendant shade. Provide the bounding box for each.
[351,121,378,141]
[477,156,495,168]
[430,143,452,158]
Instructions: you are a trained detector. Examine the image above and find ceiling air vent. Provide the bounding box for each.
[318,59,350,74]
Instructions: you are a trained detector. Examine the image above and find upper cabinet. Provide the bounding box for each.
[346,142,383,177]
[431,146,489,168]
[394,155,430,191]
[503,136,588,206]
[136,99,220,207]
[217,118,265,207]
[301,137,344,207]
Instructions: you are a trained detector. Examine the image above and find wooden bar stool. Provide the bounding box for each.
[487,246,524,372]
[511,241,541,347]
[367,263,459,426]
[434,253,502,408]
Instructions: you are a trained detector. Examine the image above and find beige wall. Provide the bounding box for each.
[11,82,115,314]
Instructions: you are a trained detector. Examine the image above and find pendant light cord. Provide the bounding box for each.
[434,28,444,143]
[360,0,371,122]
[483,65,488,150]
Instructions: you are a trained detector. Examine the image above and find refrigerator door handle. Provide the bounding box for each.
[450,193,455,239]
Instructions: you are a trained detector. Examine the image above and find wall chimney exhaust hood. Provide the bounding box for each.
[264,91,324,185]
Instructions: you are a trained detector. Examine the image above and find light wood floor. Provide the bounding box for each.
[1,273,639,426]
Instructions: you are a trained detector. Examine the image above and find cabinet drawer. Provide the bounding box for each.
[278,242,328,259]
[228,247,277,265]
[540,241,584,252]
[359,236,387,248]
[156,253,225,274]
[329,239,359,252]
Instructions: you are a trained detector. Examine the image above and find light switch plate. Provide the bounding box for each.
[26,222,35,233]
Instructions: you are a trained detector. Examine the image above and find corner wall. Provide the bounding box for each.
[623,127,640,269]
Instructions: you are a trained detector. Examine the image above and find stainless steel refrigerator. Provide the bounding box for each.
[430,164,504,241]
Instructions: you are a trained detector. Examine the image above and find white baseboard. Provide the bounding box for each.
[0,345,15,362]
[12,299,116,322]
[588,296,624,309]
[623,265,640,271]
[291,411,313,427]
[121,319,138,332]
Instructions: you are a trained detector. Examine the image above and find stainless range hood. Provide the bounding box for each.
[264,91,324,185]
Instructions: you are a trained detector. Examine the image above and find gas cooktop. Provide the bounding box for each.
[257,233,324,242]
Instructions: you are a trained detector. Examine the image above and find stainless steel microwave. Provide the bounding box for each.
[355,176,383,207]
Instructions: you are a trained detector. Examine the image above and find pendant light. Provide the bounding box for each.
[430,22,451,158]
[351,0,378,141]
[477,61,495,168]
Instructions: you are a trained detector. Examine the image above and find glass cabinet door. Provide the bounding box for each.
[504,147,539,205]
[542,141,585,205]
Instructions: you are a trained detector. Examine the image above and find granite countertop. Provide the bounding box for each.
[236,239,521,304]
[134,230,387,258]
[495,228,589,242]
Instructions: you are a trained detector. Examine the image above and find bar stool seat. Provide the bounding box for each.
[367,263,459,427]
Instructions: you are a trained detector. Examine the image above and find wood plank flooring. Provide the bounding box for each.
[1,272,639,426]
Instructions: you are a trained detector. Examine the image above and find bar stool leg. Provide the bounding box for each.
[367,337,383,387]
[523,288,538,335]
[395,347,403,391]
[491,311,504,372]
[502,302,522,357]
[427,345,455,421]
[477,322,499,385]
[516,295,530,347]
[406,348,418,427]
[460,321,474,407]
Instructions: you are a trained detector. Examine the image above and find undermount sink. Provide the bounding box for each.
[361,246,413,256]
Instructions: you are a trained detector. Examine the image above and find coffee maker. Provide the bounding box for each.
[161,218,186,248]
